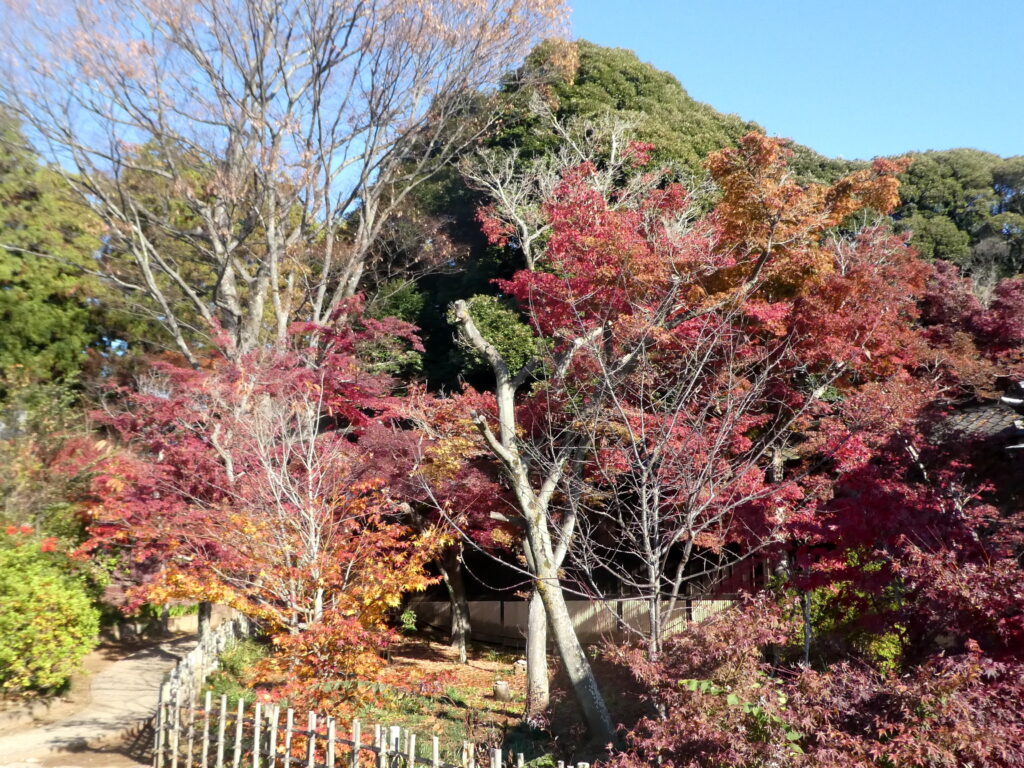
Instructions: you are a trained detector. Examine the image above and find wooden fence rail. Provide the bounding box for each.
[153,615,597,768]
[153,694,590,768]
[409,597,734,646]
[161,616,251,708]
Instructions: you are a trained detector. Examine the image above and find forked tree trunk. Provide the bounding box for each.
[537,572,615,742]
[439,546,471,664]
[453,301,614,741]
[525,587,549,718]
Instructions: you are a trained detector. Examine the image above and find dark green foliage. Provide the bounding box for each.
[448,294,540,377]
[363,280,428,378]
[0,113,106,387]
[993,156,1024,215]
[368,280,427,324]
[0,376,93,541]
[896,149,1001,233]
[787,144,862,185]
[505,41,761,176]
[498,40,852,185]
[893,148,1024,280]
[894,211,971,263]
[416,245,521,388]
[219,638,270,678]
[202,638,269,707]
[560,42,751,173]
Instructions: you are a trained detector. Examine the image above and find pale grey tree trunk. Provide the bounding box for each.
[647,593,661,660]
[198,601,213,640]
[525,588,549,717]
[453,300,614,742]
[537,572,615,741]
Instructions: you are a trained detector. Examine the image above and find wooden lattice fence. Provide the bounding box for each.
[152,617,590,768]
[153,695,589,768]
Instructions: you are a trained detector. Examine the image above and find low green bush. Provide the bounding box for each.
[0,533,100,695]
[219,638,269,678]
[201,638,269,706]
[204,670,256,707]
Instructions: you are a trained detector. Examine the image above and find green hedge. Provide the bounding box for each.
[0,538,100,694]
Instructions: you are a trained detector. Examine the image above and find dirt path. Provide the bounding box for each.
[0,638,194,768]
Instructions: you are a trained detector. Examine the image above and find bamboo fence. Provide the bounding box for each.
[152,618,592,768]
[153,693,591,768]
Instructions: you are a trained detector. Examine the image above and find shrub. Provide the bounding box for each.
[204,670,257,707]
[610,597,1024,768]
[198,639,268,708]
[219,638,269,679]
[0,529,100,694]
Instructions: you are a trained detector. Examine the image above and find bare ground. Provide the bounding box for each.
[0,638,194,768]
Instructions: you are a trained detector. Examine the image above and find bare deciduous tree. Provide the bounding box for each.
[562,319,844,660]
[0,0,566,361]
[461,98,687,270]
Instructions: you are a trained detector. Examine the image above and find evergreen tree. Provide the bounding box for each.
[0,113,104,388]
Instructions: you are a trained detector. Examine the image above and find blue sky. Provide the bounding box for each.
[571,0,1023,160]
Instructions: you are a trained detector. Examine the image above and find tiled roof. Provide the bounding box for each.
[946,406,1020,438]
[941,383,1024,449]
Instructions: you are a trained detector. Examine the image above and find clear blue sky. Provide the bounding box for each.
[571,0,1023,160]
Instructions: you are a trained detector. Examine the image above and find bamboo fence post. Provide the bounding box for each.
[516,755,524,768]
[202,691,212,768]
[490,749,501,768]
[377,725,386,768]
[156,699,167,768]
[327,717,336,767]
[284,709,295,768]
[233,699,245,768]
[407,733,416,767]
[216,695,228,768]
[431,736,439,768]
[461,742,469,768]
[268,705,280,768]
[253,701,262,768]
[468,742,475,768]
[350,719,361,768]
[186,698,197,768]
[171,707,181,768]
[306,712,317,768]
[172,686,182,768]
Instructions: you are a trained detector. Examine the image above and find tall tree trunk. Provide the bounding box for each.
[525,587,549,718]
[537,573,615,743]
[198,601,213,639]
[452,303,614,740]
[439,546,471,664]
[647,593,661,661]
